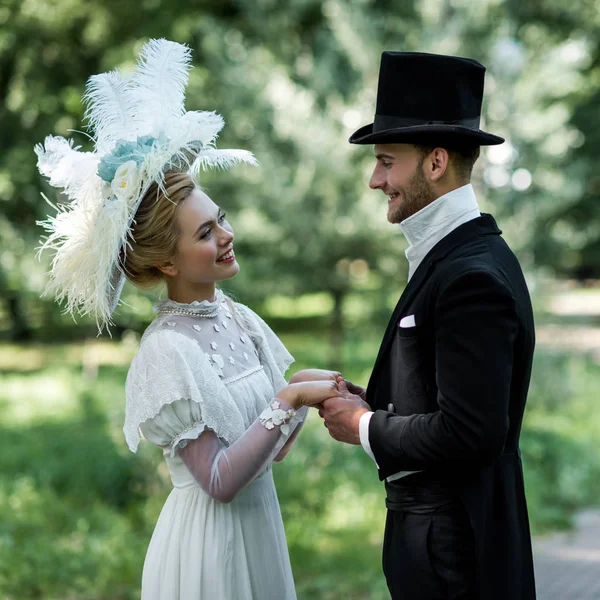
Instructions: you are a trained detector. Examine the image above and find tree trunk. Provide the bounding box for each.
[328,289,345,371]
[7,292,32,341]
[0,266,33,341]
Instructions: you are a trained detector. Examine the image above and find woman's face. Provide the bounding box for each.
[168,188,239,290]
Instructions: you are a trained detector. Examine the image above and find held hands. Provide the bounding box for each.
[317,377,371,445]
[341,379,367,401]
[288,369,341,384]
[278,371,370,446]
[276,379,342,410]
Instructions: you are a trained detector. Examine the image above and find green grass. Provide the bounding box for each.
[1,328,599,598]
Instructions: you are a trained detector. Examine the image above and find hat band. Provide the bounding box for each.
[373,114,480,131]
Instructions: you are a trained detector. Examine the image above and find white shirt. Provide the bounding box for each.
[359,183,481,481]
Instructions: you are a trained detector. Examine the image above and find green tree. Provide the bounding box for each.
[3,0,600,347]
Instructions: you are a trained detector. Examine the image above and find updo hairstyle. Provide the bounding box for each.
[121,171,196,288]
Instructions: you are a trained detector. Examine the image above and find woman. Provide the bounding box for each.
[124,172,338,599]
[35,39,338,598]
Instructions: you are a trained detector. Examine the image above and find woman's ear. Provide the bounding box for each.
[157,261,178,277]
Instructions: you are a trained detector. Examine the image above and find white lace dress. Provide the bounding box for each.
[124,290,307,600]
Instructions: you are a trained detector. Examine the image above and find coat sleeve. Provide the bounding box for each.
[369,269,518,474]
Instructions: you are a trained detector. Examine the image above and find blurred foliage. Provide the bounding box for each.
[520,350,600,530]
[2,0,600,340]
[1,327,600,599]
[1,1,600,598]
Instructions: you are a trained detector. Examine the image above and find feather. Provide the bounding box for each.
[35,136,80,182]
[35,136,102,207]
[127,39,192,136]
[176,111,224,146]
[37,180,139,332]
[190,148,258,175]
[84,70,134,153]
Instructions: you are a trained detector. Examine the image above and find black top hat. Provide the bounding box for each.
[349,52,504,146]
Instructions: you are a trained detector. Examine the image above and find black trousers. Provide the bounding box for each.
[382,498,476,599]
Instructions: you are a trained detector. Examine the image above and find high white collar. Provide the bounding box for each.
[399,183,480,281]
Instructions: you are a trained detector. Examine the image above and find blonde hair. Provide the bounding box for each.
[121,171,196,288]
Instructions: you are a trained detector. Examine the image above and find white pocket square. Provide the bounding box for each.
[399,314,416,328]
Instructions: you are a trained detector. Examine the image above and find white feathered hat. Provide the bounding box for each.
[35,38,257,332]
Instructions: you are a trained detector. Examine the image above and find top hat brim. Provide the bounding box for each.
[349,123,504,146]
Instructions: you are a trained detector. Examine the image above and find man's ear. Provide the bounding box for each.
[425,148,449,183]
[157,261,178,277]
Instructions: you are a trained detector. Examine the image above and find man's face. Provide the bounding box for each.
[369,143,437,224]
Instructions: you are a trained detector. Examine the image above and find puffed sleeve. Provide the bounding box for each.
[139,397,208,452]
[124,328,246,454]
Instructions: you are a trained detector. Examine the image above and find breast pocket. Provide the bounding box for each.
[397,323,420,338]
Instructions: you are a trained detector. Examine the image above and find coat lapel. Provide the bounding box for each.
[366,214,502,405]
[366,256,435,404]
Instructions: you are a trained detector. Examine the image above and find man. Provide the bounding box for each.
[320,52,536,599]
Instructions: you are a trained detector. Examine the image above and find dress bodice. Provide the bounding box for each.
[152,290,262,382]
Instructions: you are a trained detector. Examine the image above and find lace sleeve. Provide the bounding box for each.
[178,398,298,503]
[274,407,308,462]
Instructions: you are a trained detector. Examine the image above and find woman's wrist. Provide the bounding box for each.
[259,398,297,435]
[276,387,298,409]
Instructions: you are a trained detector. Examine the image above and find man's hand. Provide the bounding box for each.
[342,379,367,402]
[318,378,370,445]
[289,368,341,384]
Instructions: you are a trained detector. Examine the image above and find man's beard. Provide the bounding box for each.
[388,161,438,224]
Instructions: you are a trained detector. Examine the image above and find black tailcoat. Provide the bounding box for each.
[367,214,536,600]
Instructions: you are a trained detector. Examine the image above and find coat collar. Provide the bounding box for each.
[366,214,502,405]
[414,212,501,267]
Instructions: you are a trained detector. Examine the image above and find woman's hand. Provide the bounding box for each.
[276,380,340,409]
[289,369,341,384]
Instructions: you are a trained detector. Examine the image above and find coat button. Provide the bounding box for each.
[387,403,395,413]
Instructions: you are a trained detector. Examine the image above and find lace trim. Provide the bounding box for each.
[259,399,296,436]
[169,421,207,453]
[223,365,264,386]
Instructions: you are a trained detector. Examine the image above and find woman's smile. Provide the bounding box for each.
[217,248,236,263]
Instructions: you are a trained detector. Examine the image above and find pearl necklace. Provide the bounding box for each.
[154,290,226,319]
[156,304,220,318]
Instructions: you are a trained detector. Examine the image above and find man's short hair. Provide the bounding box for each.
[414,144,481,181]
